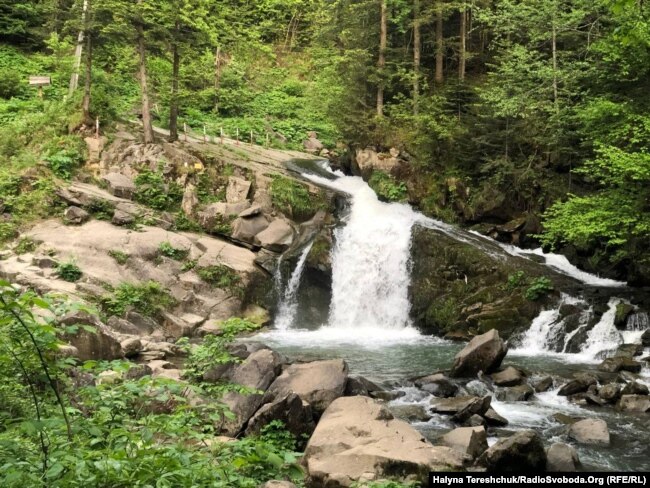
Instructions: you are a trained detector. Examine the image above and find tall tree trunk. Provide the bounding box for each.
[136,0,154,144]
[214,46,221,113]
[459,5,466,82]
[169,31,180,142]
[377,0,387,117]
[68,0,88,97]
[81,0,92,125]
[413,0,421,114]
[435,1,444,84]
[552,22,559,113]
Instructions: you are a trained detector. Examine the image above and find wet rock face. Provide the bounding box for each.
[409,226,552,338]
[449,329,507,377]
[568,418,610,445]
[478,430,546,472]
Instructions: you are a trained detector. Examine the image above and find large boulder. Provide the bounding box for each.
[546,443,580,472]
[304,396,468,487]
[557,373,598,396]
[617,395,650,413]
[450,329,507,377]
[245,392,316,439]
[60,311,123,360]
[345,376,384,397]
[231,215,269,243]
[568,419,610,445]
[414,373,458,397]
[491,366,525,386]
[226,177,252,204]
[254,219,295,252]
[478,430,546,472]
[63,206,90,225]
[441,426,488,460]
[198,201,250,231]
[621,381,649,396]
[430,396,491,423]
[267,359,348,415]
[219,349,284,435]
[496,384,534,402]
[598,357,642,373]
[102,172,136,199]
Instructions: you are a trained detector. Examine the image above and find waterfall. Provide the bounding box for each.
[622,311,649,344]
[580,298,624,358]
[301,175,421,331]
[274,242,314,330]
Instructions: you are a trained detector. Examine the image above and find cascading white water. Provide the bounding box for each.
[580,298,624,359]
[274,242,313,330]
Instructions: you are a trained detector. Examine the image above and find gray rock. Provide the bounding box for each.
[615,343,644,358]
[496,384,534,402]
[568,419,610,445]
[450,329,507,378]
[125,364,153,380]
[621,381,649,396]
[181,183,198,217]
[238,204,262,218]
[60,311,123,361]
[245,392,315,439]
[345,376,384,396]
[111,208,135,226]
[389,404,431,422]
[372,390,406,402]
[533,376,554,393]
[231,215,269,243]
[478,430,546,472]
[546,443,580,472]
[598,383,622,403]
[415,373,458,397]
[442,426,488,459]
[304,396,468,486]
[558,374,597,396]
[267,359,348,415]
[121,337,142,358]
[430,396,489,415]
[64,206,90,225]
[198,201,250,230]
[598,357,642,373]
[261,482,297,488]
[642,329,650,347]
[491,366,525,387]
[254,219,294,252]
[102,172,136,199]
[484,407,509,426]
[616,395,650,413]
[226,176,251,204]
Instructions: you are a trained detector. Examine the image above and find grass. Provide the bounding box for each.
[14,237,38,255]
[158,241,189,260]
[368,170,408,202]
[196,265,242,296]
[108,249,129,265]
[99,281,176,317]
[270,174,324,220]
[56,260,83,282]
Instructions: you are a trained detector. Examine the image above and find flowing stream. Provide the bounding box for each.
[257,161,650,472]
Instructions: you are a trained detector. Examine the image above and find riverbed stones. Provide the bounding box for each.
[449,329,507,378]
[415,373,458,397]
[557,374,598,396]
[568,418,610,445]
[484,407,509,426]
[546,443,580,472]
[496,384,534,402]
[616,343,644,358]
[621,381,649,396]
[617,395,650,413]
[389,404,431,422]
[430,396,491,417]
[441,426,488,459]
[304,396,468,487]
[345,376,384,396]
[598,357,643,373]
[266,359,348,415]
[478,430,546,472]
[491,366,525,386]
[642,329,650,347]
[533,376,554,393]
[598,383,622,403]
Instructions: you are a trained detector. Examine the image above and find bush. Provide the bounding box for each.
[197,265,242,295]
[368,170,408,202]
[108,249,129,265]
[158,241,189,260]
[100,281,175,317]
[56,260,82,282]
[172,212,202,232]
[14,237,37,254]
[134,169,183,211]
[525,277,554,301]
[270,174,322,219]
[87,198,115,220]
[506,271,526,291]
[43,135,86,180]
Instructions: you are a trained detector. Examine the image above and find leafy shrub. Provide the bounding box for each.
[56,260,82,282]
[506,271,526,291]
[158,241,189,260]
[0,222,18,243]
[43,136,86,180]
[270,174,321,219]
[368,170,408,202]
[197,265,242,295]
[134,169,183,211]
[212,214,234,235]
[0,69,23,99]
[108,249,129,265]
[87,198,115,220]
[14,237,37,254]
[172,212,202,232]
[100,281,175,317]
[525,277,554,301]
[182,259,198,271]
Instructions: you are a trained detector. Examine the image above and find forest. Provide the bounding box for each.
[0,0,649,485]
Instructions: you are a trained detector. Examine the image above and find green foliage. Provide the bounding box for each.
[134,169,183,211]
[270,174,322,219]
[99,281,175,317]
[43,136,86,180]
[368,171,408,202]
[506,271,526,291]
[14,237,37,255]
[425,297,459,332]
[196,265,242,295]
[182,317,260,382]
[55,260,82,282]
[172,212,202,232]
[158,241,189,260]
[108,249,129,265]
[0,222,18,243]
[525,277,554,301]
[182,259,198,271]
[86,198,114,220]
